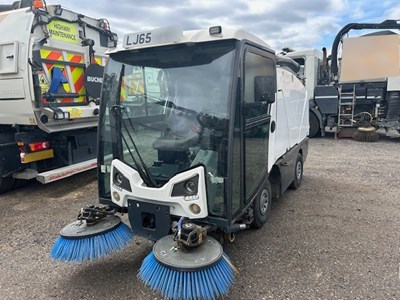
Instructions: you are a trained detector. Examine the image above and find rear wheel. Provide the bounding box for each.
[252,179,272,229]
[289,153,303,189]
[13,179,29,189]
[309,112,320,138]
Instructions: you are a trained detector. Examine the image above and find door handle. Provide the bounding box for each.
[271,120,276,133]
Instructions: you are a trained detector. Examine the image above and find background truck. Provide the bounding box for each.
[284,20,400,139]
[0,0,117,193]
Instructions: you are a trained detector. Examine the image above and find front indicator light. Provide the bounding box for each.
[190,204,201,215]
[184,195,199,201]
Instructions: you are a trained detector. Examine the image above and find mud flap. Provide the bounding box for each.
[0,141,24,177]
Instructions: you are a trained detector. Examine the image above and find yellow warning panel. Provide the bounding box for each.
[47,20,78,44]
[65,107,83,118]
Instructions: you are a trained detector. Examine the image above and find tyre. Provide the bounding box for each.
[252,179,272,229]
[289,153,303,189]
[13,179,29,189]
[309,112,320,138]
[0,176,15,194]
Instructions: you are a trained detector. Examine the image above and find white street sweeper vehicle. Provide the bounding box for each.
[0,0,117,193]
[285,20,400,141]
[52,25,309,300]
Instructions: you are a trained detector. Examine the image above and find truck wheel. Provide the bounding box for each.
[289,153,303,189]
[309,112,320,138]
[0,176,15,194]
[13,179,29,189]
[252,179,272,229]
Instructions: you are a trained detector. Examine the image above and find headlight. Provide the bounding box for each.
[112,168,132,192]
[114,172,124,186]
[171,175,199,197]
[184,180,196,193]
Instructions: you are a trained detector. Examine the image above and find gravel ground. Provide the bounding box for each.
[0,135,399,300]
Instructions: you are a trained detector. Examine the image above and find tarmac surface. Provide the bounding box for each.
[0,135,399,300]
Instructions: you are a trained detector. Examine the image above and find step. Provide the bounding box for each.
[36,158,97,184]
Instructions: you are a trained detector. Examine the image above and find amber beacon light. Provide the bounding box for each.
[32,0,45,9]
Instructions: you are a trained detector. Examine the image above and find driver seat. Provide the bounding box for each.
[153,107,201,152]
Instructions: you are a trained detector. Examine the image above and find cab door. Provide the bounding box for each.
[231,46,276,219]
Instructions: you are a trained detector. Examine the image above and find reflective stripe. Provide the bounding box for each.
[120,73,144,101]
[94,56,107,66]
[94,57,102,65]
[40,49,87,103]
[67,53,85,102]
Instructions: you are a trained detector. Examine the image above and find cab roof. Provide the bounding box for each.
[109,26,273,54]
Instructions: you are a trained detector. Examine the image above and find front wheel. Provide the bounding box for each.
[251,179,272,229]
[289,153,303,189]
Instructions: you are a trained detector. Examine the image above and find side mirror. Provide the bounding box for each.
[254,75,275,103]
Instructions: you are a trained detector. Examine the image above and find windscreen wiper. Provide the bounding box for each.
[121,113,158,187]
[113,64,157,187]
[110,103,153,187]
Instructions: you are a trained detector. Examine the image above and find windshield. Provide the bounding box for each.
[99,41,236,214]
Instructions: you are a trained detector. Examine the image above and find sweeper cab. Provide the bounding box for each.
[0,0,117,193]
[52,25,309,299]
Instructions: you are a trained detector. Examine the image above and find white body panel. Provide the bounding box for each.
[111,160,209,219]
[0,9,36,125]
[387,76,400,91]
[268,67,308,171]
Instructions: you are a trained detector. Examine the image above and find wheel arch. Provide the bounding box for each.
[269,164,281,200]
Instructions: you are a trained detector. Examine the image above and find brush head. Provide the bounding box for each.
[59,214,121,238]
[153,234,223,271]
[353,126,380,142]
[138,235,235,300]
[51,215,133,262]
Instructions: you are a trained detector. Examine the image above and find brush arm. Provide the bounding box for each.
[77,205,117,225]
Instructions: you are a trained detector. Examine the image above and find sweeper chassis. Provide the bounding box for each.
[75,204,234,247]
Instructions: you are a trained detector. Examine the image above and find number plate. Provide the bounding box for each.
[123,25,183,49]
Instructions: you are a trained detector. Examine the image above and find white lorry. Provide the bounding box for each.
[0,0,117,193]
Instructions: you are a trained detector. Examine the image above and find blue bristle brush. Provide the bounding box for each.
[138,235,237,300]
[51,215,133,262]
